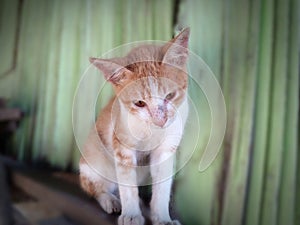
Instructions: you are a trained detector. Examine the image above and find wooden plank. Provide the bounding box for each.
[39,216,78,225]
[0,108,22,122]
[0,154,152,225]
[11,171,116,225]
[13,201,62,224]
[12,206,33,225]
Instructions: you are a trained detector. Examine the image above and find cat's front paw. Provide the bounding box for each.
[97,193,121,214]
[118,214,145,225]
[154,220,181,225]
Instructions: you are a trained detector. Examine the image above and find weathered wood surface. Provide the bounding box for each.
[0,109,22,122]
[0,156,151,225]
[11,171,116,225]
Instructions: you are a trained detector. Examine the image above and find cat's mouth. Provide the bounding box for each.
[152,118,167,128]
[150,114,177,129]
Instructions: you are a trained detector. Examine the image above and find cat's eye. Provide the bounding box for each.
[134,100,146,108]
[165,92,176,100]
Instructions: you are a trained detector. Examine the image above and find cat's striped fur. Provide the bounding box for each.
[79,28,190,225]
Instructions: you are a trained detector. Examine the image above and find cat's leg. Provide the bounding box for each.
[79,162,121,214]
[150,147,181,225]
[114,147,145,225]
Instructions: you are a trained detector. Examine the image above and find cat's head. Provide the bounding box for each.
[90,28,190,128]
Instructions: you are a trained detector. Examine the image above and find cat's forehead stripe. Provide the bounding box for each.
[147,76,158,96]
[158,78,166,95]
[141,77,150,98]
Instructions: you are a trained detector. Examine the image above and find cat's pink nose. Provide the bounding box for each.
[150,106,167,128]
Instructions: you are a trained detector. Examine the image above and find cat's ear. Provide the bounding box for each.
[162,27,190,69]
[89,57,133,85]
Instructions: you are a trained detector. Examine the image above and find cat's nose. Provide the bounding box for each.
[150,106,167,128]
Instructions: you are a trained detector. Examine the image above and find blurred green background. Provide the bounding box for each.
[0,0,298,225]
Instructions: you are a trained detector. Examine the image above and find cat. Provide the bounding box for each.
[79,28,190,225]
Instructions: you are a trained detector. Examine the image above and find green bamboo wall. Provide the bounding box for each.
[175,0,299,225]
[0,0,173,168]
[0,0,298,225]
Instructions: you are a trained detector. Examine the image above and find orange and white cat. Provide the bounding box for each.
[79,28,190,225]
